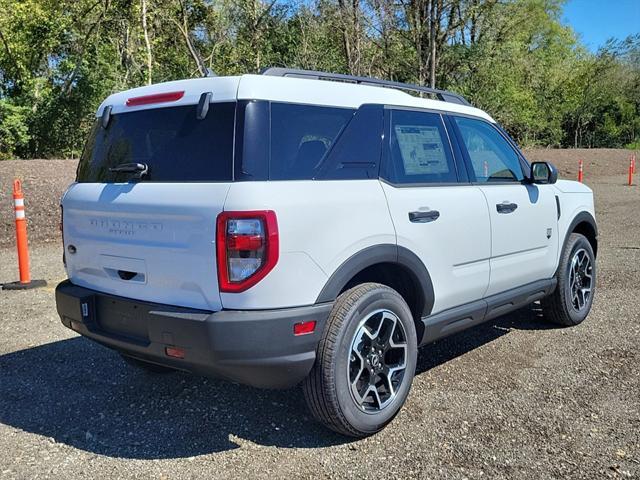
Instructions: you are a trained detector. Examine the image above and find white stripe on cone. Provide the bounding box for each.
[15,210,25,219]
[14,198,24,207]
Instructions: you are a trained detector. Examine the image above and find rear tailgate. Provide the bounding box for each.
[62,183,229,311]
[63,87,239,311]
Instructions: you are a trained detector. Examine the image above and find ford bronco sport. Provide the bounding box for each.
[56,68,597,437]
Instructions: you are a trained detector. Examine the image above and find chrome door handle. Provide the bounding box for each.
[409,210,440,223]
[496,202,518,214]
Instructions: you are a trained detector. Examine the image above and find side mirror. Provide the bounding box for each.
[529,161,558,185]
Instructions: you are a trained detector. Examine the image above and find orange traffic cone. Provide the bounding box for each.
[577,159,584,183]
[2,179,46,290]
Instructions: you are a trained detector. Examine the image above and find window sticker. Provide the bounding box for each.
[394,125,449,175]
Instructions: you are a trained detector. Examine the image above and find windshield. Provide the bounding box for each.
[76,102,236,182]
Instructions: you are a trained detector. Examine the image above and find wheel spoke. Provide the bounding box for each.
[577,289,585,309]
[580,287,590,304]
[370,386,384,409]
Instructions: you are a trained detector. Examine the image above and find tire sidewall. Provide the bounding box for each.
[562,235,596,324]
[332,287,417,435]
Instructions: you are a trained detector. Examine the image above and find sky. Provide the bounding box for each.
[563,0,640,51]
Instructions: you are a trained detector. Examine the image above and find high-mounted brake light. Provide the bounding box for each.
[216,211,279,293]
[126,91,185,107]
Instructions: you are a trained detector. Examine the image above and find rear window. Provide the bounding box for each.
[77,102,235,182]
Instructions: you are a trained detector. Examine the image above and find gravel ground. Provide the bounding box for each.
[0,152,639,479]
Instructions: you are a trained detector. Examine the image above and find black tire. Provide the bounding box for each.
[542,233,596,326]
[303,283,418,437]
[120,353,175,374]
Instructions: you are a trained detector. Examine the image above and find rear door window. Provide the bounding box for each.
[77,102,236,182]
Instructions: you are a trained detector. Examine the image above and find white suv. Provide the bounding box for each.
[56,68,597,437]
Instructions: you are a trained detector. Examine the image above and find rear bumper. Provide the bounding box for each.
[55,280,332,389]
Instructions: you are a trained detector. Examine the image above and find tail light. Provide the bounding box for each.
[216,211,279,293]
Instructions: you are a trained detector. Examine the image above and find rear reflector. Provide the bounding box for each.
[294,320,316,336]
[126,91,185,107]
[165,346,185,359]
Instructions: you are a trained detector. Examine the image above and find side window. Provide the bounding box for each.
[319,104,383,180]
[453,116,524,182]
[270,103,354,180]
[382,109,457,184]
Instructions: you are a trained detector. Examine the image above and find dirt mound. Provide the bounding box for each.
[0,159,77,248]
[524,148,637,180]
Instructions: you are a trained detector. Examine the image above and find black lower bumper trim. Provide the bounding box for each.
[55,280,332,389]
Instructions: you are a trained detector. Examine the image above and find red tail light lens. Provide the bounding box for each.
[216,211,279,293]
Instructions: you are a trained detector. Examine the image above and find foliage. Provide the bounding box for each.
[0,99,30,159]
[0,0,638,158]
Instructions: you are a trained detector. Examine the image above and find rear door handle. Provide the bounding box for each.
[496,202,518,214]
[409,210,440,223]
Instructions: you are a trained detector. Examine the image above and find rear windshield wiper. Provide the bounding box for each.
[108,163,148,178]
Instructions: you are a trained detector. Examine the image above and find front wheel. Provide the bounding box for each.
[303,283,417,437]
[542,232,596,326]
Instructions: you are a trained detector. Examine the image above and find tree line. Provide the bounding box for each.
[0,0,638,159]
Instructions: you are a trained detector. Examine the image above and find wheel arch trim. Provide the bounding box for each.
[555,211,598,277]
[315,244,435,317]
[564,210,598,254]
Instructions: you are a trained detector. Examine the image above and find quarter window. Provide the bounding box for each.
[382,109,457,184]
[269,103,354,180]
[453,116,524,182]
[320,104,383,180]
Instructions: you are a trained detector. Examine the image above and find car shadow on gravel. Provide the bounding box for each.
[0,335,349,459]
[0,303,555,460]
[415,303,555,374]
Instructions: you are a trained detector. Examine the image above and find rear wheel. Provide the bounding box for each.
[542,233,596,326]
[120,354,175,374]
[303,283,417,437]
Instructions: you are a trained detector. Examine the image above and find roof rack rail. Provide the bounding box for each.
[261,67,471,107]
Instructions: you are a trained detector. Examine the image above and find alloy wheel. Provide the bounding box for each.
[569,248,593,312]
[348,309,408,413]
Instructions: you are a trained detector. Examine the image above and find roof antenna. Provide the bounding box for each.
[189,41,215,77]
